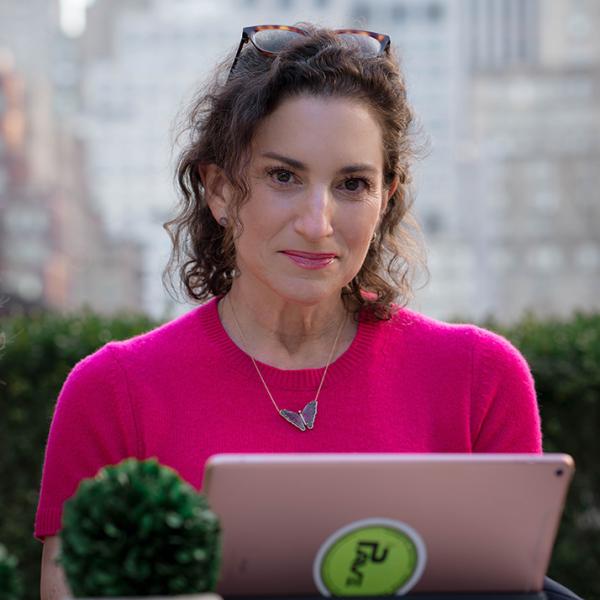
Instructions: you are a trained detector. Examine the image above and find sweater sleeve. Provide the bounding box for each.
[470,327,543,453]
[34,343,141,541]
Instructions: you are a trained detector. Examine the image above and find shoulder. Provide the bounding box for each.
[104,299,216,366]
[384,305,529,371]
[67,300,215,383]
[111,301,208,350]
[383,305,476,349]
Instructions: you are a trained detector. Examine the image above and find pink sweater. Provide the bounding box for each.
[34,297,542,540]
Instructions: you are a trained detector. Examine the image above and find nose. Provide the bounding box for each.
[293,184,334,241]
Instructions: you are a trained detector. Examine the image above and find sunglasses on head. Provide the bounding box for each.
[228,24,391,79]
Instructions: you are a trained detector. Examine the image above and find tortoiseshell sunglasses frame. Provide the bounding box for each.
[228,24,391,79]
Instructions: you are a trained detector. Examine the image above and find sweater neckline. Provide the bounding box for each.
[195,296,382,391]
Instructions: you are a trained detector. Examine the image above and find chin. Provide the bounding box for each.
[270,280,343,307]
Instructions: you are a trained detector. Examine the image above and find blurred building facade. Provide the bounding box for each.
[460,0,600,320]
[79,0,476,317]
[80,0,226,316]
[0,0,144,314]
[2,0,599,320]
[367,0,476,318]
[0,54,49,311]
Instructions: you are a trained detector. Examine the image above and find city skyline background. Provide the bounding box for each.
[1,0,598,323]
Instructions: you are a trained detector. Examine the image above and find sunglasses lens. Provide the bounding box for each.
[253,28,304,53]
[337,33,382,56]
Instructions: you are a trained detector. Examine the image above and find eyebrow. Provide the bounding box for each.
[261,151,379,175]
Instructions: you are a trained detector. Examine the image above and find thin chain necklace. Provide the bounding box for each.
[227,295,347,431]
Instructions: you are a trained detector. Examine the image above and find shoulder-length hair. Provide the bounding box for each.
[163,24,427,319]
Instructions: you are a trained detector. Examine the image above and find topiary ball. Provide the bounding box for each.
[59,458,221,597]
[0,544,23,600]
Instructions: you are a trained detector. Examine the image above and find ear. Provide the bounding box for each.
[199,163,233,223]
[382,175,399,214]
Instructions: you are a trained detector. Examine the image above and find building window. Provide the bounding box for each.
[490,248,512,271]
[575,244,600,270]
[426,2,444,22]
[424,212,443,234]
[392,4,407,22]
[529,245,563,272]
[533,189,559,213]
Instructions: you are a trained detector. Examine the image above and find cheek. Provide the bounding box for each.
[237,194,267,235]
[235,194,285,256]
[343,203,381,246]
[242,184,295,231]
[348,225,372,248]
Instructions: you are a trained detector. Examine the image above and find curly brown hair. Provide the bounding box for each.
[163,23,427,320]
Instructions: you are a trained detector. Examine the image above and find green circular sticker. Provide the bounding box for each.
[313,518,426,596]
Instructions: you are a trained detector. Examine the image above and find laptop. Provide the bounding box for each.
[201,453,574,597]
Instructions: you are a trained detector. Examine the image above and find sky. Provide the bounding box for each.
[59,0,95,37]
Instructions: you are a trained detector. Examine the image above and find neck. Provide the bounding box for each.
[218,282,355,370]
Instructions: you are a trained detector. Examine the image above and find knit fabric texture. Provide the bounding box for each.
[34,297,542,540]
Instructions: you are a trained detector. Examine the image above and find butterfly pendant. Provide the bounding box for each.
[280,400,318,431]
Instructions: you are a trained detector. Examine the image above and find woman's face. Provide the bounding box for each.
[231,95,395,307]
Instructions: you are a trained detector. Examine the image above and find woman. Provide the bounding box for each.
[38,24,578,600]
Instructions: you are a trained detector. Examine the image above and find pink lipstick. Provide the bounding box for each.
[281,250,337,270]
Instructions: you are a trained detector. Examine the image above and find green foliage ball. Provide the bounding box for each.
[59,458,221,597]
[0,544,23,600]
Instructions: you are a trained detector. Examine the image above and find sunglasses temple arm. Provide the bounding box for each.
[227,35,248,80]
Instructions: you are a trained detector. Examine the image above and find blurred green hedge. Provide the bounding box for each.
[0,309,157,600]
[1,308,598,600]
[488,312,600,599]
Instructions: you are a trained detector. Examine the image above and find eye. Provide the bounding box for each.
[267,167,295,185]
[344,178,362,191]
[341,177,371,193]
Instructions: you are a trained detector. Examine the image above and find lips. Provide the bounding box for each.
[281,250,337,270]
[283,250,337,260]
